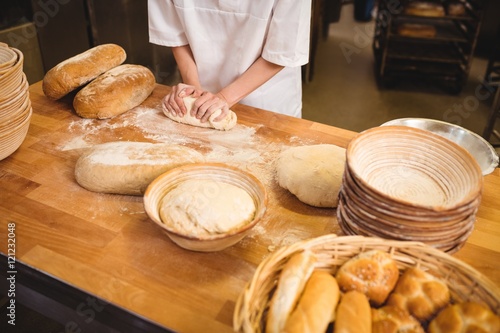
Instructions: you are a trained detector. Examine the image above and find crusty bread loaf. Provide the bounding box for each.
[397,23,437,38]
[404,2,445,17]
[42,44,126,100]
[428,302,500,333]
[73,64,156,119]
[386,267,450,322]
[334,291,371,333]
[335,250,399,306]
[74,141,204,195]
[282,271,340,333]
[372,305,425,333]
[266,250,317,333]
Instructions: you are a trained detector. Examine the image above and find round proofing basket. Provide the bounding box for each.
[0,106,31,161]
[0,72,28,105]
[144,163,268,252]
[0,46,24,96]
[0,43,17,69]
[347,126,483,212]
[233,234,500,333]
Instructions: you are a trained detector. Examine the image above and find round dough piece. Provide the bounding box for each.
[74,142,204,195]
[276,144,346,208]
[163,96,237,131]
[159,179,255,237]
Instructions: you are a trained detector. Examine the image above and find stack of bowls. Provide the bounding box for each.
[0,43,32,160]
[337,126,483,253]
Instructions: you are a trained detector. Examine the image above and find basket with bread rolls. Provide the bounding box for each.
[42,43,156,119]
[233,234,500,333]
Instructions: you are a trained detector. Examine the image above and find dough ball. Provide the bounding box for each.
[159,179,256,237]
[162,96,237,131]
[276,144,346,208]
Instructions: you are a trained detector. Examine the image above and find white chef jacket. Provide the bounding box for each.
[148,0,311,118]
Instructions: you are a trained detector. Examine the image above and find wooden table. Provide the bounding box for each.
[1,82,499,332]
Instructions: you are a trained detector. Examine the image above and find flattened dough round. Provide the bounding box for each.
[276,144,346,208]
[75,142,204,195]
[162,96,237,130]
[159,179,256,237]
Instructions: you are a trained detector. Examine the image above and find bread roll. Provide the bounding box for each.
[43,44,126,100]
[73,64,156,119]
[163,96,237,131]
[334,291,371,333]
[266,250,317,333]
[428,302,500,333]
[282,271,340,333]
[386,267,450,322]
[74,141,204,195]
[335,250,399,306]
[372,305,425,333]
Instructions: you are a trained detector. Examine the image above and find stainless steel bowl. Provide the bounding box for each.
[381,118,499,176]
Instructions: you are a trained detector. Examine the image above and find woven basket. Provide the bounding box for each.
[233,234,500,333]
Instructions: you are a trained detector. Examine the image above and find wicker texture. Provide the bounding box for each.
[233,234,500,333]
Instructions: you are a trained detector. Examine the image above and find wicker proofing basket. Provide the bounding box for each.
[233,234,500,333]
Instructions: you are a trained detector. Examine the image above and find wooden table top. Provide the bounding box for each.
[1,82,499,332]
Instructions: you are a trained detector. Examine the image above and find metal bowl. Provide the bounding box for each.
[381,118,499,176]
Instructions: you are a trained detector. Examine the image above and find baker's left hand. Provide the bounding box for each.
[190,91,229,123]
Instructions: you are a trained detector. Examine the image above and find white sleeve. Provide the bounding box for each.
[262,0,312,67]
[148,0,188,47]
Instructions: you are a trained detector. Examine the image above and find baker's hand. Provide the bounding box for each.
[163,83,202,117]
[191,91,229,123]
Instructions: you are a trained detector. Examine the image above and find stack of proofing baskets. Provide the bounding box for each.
[0,42,32,160]
[337,126,484,253]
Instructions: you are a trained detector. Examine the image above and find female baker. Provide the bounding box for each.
[148,0,312,122]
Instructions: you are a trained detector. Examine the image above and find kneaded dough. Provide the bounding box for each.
[276,144,346,208]
[75,141,204,195]
[159,179,256,237]
[162,96,237,131]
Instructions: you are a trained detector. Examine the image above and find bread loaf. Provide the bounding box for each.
[386,267,450,322]
[266,250,317,333]
[42,44,126,100]
[73,64,156,119]
[334,291,371,333]
[163,96,237,131]
[282,271,340,333]
[372,305,425,333]
[397,23,437,38]
[448,2,466,16]
[428,302,500,333]
[74,141,204,195]
[335,250,399,306]
[404,2,445,17]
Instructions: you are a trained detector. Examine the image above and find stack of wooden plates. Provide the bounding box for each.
[337,126,483,253]
[0,42,32,161]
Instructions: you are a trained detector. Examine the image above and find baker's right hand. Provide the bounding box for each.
[163,83,202,117]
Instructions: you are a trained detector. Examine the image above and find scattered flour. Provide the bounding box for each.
[61,105,313,187]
